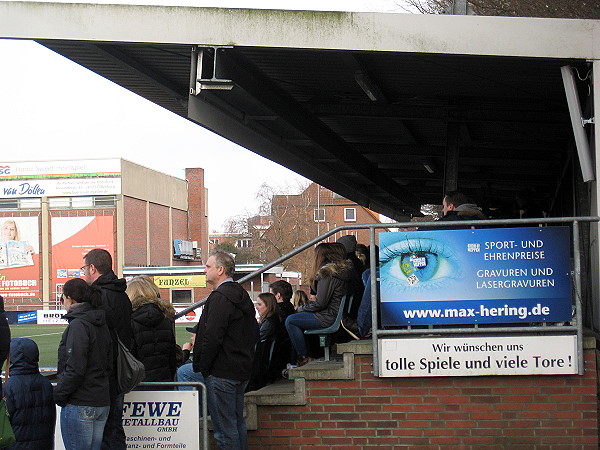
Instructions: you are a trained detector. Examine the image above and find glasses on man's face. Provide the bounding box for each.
[80,264,91,273]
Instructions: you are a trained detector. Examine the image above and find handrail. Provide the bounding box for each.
[174,216,599,319]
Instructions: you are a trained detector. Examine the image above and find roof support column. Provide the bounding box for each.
[590,60,600,332]
[444,121,460,195]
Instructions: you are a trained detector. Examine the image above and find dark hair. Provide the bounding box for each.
[444,191,470,208]
[63,278,103,308]
[84,248,113,274]
[269,280,293,302]
[210,251,235,277]
[257,292,279,323]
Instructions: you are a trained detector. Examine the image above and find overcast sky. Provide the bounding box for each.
[0,0,408,232]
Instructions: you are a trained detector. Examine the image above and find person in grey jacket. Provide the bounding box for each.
[285,243,352,366]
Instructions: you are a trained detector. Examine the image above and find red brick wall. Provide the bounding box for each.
[124,197,147,266]
[148,202,170,266]
[248,348,598,448]
[186,168,208,264]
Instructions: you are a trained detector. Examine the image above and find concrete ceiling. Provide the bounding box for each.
[2,3,597,219]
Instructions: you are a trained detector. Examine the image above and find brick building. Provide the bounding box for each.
[0,159,208,309]
[253,182,386,277]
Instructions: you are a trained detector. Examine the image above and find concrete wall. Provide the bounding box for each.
[121,159,187,210]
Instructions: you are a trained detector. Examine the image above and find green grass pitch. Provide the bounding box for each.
[9,323,194,369]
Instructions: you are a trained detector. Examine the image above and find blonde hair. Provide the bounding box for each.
[291,290,309,309]
[1,220,20,241]
[126,276,161,300]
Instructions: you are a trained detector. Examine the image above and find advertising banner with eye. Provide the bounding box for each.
[379,226,572,326]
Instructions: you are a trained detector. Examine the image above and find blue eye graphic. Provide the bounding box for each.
[380,237,461,292]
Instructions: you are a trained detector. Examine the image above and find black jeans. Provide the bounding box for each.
[101,393,126,450]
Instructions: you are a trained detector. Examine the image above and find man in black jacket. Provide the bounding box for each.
[82,248,132,450]
[193,251,256,450]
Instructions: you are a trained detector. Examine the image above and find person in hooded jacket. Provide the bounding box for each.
[126,276,177,382]
[55,277,112,450]
[0,295,10,397]
[285,243,352,367]
[82,248,131,450]
[193,251,257,450]
[5,338,55,450]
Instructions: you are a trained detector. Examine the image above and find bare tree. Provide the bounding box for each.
[396,0,600,19]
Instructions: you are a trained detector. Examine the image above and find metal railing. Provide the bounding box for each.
[175,216,599,377]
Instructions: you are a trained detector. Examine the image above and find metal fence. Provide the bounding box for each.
[174,216,599,377]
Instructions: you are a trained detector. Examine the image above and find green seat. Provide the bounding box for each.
[304,294,353,361]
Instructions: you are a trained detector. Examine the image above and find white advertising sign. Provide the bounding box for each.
[54,391,200,450]
[0,177,121,198]
[379,335,577,377]
[37,310,68,325]
[123,390,199,449]
[174,307,202,324]
[0,159,121,178]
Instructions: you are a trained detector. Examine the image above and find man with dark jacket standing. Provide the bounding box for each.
[82,248,132,450]
[193,251,256,450]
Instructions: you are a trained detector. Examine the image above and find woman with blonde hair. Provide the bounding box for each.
[126,276,176,382]
[1,219,34,254]
[291,290,309,310]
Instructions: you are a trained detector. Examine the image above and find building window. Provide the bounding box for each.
[71,197,94,208]
[0,198,41,210]
[94,196,117,207]
[48,195,117,209]
[172,289,193,305]
[48,197,70,209]
[236,238,251,248]
[314,208,325,222]
[344,208,356,222]
[209,238,220,245]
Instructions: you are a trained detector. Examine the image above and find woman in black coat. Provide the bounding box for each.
[55,278,112,450]
[255,292,281,341]
[126,276,177,382]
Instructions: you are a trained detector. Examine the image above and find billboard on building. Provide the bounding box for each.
[379,227,572,326]
[0,216,40,299]
[51,216,114,302]
[0,159,121,198]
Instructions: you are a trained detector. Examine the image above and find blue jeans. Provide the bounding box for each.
[177,362,205,413]
[61,404,110,450]
[206,375,249,450]
[177,362,205,389]
[357,268,379,337]
[285,312,322,360]
[101,394,126,450]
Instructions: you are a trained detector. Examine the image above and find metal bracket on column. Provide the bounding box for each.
[189,46,234,95]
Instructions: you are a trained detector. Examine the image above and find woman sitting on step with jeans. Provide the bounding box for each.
[285,242,352,366]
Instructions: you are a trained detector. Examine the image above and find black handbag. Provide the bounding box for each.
[116,335,145,395]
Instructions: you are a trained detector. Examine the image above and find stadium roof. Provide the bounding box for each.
[2,3,599,218]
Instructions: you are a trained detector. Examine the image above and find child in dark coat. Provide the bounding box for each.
[5,338,56,449]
